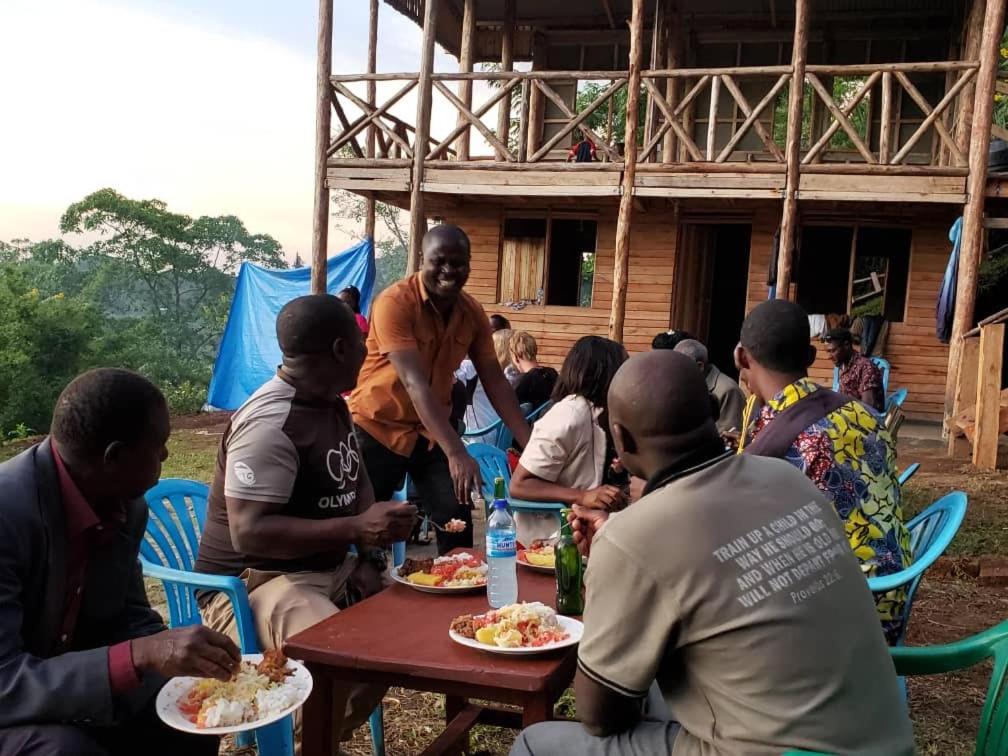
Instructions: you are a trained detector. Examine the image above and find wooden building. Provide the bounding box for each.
[311,0,1007,425]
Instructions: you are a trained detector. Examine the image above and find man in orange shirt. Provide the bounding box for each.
[351,225,531,553]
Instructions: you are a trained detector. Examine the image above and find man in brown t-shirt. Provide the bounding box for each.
[194,295,417,745]
[511,351,913,756]
[351,224,530,552]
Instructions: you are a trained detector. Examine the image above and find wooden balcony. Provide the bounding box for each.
[326,60,977,205]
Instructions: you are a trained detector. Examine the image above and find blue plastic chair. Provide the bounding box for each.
[140,479,389,756]
[866,491,968,646]
[465,443,565,525]
[898,463,920,487]
[831,356,891,394]
[462,401,553,451]
[886,387,908,412]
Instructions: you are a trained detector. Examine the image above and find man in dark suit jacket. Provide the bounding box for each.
[0,369,240,756]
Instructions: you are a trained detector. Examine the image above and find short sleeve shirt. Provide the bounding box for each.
[350,273,497,455]
[839,353,884,410]
[195,375,375,577]
[578,453,913,756]
[517,395,605,490]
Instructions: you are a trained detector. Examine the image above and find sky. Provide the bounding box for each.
[0,0,467,263]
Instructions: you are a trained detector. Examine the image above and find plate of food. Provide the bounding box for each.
[156,650,312,735]
[517,540,556,573]
[449,602,583,655]
[392,552,488,593]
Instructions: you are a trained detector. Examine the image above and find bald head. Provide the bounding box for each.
[421,224,471,301]
[608,351,721,480]
[674,339,708,368]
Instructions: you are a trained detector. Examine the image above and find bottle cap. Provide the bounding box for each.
[492,498,508,510]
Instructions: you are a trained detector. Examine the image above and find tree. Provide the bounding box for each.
[59,189,284,382]
[331,191,408,293]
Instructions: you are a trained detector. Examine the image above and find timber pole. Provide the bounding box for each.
[943,0,1006,433]
[457,0,476,161]
[774,0,810,300]
[954,0,986,158]
[526,34,547,157]
[608,0,645,343]
[408,0,439,273]
[311,0,334,294]
[364,0,379,242]
[496,0,516,159]
[662,1,681,164]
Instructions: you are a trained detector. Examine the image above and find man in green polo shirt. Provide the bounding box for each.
[510,350,912,756]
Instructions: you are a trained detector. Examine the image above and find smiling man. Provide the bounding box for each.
[351,224,531,553]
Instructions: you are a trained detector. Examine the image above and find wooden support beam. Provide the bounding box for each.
[955,0,986,154]
[705,75,721,161]
[973,322,1005,469]
[662,4,681,163]
[364,0,379,242]
[409,0,439,274]
[312,0,334,294]
[944,0,1007,433]
[496,0,515,160]
[948,336,980,457]
[879,71,893,163]
[456,0,476,162]
[517,78,531,162]
[643,0,665,162]
[601,0,616,29]
[526,34,547,157]
[609,0,644,343]
[775,0,809,301]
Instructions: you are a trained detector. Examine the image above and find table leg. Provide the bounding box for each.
[301,664,333,756]
[444,696,468,756]
[522,694,553,729]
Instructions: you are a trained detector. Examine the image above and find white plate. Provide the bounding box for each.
[155,653,312,735]
[391,566,487,593]
[449,615,583,655]
[517,552,554,573]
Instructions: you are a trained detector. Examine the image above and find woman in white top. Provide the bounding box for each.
[459,329,519,442]
[509,336,629,545]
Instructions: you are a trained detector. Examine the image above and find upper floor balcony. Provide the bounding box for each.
[326,59,979,205]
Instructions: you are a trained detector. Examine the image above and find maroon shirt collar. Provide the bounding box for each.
[51,441,100,538]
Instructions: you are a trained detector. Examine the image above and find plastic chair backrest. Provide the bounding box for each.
[886,387,908,412]
[465,443,512,506]
[897,462,919,486]
[867,491,968,645]
[140,479,210,628]
[871,357,891,393]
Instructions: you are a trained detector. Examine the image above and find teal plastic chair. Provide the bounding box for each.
[140,479,390,756]
[462,401,552,451]
[897,463,920,486]
[866,491,967,646]
[784,617,1008,756]
[465,443,565,525]
[886,387,908,412]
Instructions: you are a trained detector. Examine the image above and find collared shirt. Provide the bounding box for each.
[704,364,746,434]
[839,353,884,411]
[749,377,912,643]
[350,273,496,455]
[51,444,140,694]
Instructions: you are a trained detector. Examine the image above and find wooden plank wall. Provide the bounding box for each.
[447,206,678,364]
[454,205,951,421]
[744,212,952,421]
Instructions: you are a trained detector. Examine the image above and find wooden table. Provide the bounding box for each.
[283,559,577,756]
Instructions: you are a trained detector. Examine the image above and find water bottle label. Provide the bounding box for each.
[486,532,516,558]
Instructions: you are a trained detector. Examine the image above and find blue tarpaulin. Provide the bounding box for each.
[206,239,375,410]
[936,217,962,344]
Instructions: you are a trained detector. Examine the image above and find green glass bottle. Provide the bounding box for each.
[493,476,506,502]
[555,508,584,615]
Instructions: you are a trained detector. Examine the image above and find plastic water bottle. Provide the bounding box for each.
[486,476,518,608]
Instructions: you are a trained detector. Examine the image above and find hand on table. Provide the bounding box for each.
[131,625,241,681]
[448,450,483,507]
[570,504,610,558]
[353,501,418,547]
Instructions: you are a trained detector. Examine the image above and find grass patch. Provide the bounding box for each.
[162,430,220,483]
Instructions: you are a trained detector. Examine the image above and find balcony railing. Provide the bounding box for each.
[328,60,978,171]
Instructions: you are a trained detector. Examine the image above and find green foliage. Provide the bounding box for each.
[1,189,286,432]
[994,29,1008,131]
[575,81,647,145]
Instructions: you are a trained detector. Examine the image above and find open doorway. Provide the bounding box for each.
[671,223,752,379]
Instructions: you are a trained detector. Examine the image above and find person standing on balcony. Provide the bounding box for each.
[823,328,885,412]
[351,225,531,554]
